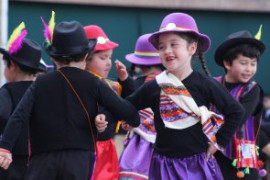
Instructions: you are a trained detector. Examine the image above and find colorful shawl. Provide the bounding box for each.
[156,71,224,149]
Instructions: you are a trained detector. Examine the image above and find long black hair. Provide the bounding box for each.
[178,33,211,76]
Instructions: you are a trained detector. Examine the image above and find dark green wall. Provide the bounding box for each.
[9,2,270,91]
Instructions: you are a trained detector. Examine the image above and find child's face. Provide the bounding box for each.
[158,32,196,75]
[85,49,113,78]
[224,54,257,83]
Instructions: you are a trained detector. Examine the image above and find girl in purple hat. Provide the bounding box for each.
[99,12,246,180]
[115,33,163,180]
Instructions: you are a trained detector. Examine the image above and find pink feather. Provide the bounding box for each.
[9,30,28,55]
[41,16,51,44]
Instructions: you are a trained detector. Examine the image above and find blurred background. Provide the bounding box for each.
[1,0,270,92]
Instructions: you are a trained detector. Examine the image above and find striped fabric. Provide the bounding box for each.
[133,71,160,144]
[156,71,224,150]
[214,76,260,169]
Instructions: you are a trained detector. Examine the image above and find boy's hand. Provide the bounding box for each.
[0,148,12,170]
[115,60,128,81]
[121,121,133,131]
[206,142,217,160]
[95,114,108,133]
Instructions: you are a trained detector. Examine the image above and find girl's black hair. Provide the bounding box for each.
[178,33,211,76]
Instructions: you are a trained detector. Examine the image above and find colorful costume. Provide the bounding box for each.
[119,73,157,180]
[213,76,264,179]
[119,33,161,180]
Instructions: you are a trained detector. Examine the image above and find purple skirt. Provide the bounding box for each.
[149,151,223,180]
[119,133,154,180]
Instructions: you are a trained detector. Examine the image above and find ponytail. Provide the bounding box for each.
[198,51,211,77]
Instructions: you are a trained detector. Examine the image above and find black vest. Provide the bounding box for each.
[2,81,32,156]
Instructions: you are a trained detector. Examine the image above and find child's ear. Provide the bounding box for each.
[223,60,231,71]
[10,61,18,71]
[189,42,197,55]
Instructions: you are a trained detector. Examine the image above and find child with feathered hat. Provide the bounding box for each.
[0,22,46,179]
[0,12,139,180]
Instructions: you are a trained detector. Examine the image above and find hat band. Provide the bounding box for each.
[134,50,159,57]
[51,45,88,55]
[160,25,197,33]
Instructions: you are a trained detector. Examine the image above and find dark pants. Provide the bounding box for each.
[0,155,28,180]
[24,149,95,180]
[215,151,258,180]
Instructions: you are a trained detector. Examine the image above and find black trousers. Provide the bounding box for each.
[215,151,259,180]
[0,155,28,180]
[24,149,95,180]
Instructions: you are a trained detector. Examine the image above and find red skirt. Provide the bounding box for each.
[92,139,119,180]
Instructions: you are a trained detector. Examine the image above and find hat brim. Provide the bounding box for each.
[0,48,46,72]
[214,38,265,66]
[125,53,161,65]
[148,29,211,53]
[44,39,96,57]
[95,41,119,52]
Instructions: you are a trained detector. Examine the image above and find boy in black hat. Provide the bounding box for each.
[213,29,266,179]
[0,21,140,180]
[0,22,46,180]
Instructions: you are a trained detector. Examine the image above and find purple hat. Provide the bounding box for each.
[125,33,161,65]
[149,13,211,53]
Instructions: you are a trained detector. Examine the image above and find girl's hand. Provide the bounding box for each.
[0,148,12,170]
[115,60,128,81]
[95,114,108,133]
[206,142,218,160]
[121,121,133,131]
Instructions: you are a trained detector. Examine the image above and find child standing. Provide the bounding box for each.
[117,33,162,180]
[111,12,245,179]
[213,30,266,179]
[0,22,46,180]
[0,20,140,180]
[84,25,121,180]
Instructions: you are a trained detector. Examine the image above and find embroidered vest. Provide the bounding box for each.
[214,76,261,169]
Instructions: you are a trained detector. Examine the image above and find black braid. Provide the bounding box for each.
[198,51,211,77]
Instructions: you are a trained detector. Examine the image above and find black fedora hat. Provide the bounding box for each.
[44,21,96,57]
[0,38,46,72]
[215,30,265,66]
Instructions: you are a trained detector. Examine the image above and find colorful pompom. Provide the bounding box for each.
[259,169,267,177]
[232,159,237,167]
[237,171,245,178]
